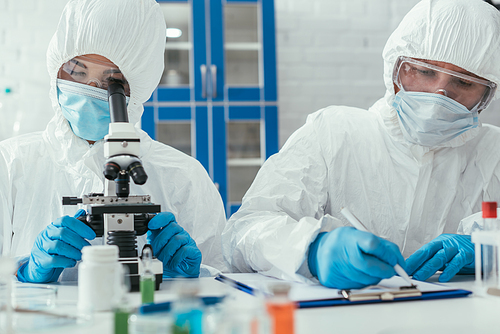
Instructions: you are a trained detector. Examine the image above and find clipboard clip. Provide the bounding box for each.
[340,287,422,302]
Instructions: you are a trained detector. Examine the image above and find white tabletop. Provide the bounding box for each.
[295,275,500,334]
[8,274,500,334]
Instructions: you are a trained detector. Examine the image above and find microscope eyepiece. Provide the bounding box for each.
[108,82,128,123]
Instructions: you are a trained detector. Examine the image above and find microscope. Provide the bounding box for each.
[63,82,163,291]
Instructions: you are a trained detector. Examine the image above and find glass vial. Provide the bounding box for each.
[217,291,271,334]
[140,247,155,304]
[114,264,131,334]
[171,281,204,334]
[473,201,500,297]
[482,202,499,293]
[266,283,295,334]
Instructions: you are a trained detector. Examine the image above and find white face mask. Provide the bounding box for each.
[392,91,479,147]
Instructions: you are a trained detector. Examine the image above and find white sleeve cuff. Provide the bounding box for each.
[295,214,345,283]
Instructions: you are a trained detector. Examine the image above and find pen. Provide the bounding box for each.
[215,274,255,295]
[138,301,171,314]
[340,207,414,287]
[138,296,226,314]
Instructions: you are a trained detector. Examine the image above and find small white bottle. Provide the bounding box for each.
[78,245,121,312]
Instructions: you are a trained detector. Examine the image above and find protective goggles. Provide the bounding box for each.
[57,56,130,96]
[393,56,497,111]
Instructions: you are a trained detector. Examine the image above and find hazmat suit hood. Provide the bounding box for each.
[45,0,166,159]
[221,0,500,285]
[0,0,229,277]
[377,0,500,148]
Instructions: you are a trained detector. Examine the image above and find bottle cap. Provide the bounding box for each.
[82,244,119,262]
[482,202,497,218]
[269,282,291,296]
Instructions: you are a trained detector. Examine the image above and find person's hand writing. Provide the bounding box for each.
[308,227,405,289]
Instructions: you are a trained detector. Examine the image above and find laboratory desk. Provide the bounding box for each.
[10,274,500,334]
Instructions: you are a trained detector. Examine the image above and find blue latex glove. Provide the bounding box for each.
[17,209,96,283]
[308,227,406,289]
[405,234,475,282]
[147,212,202,278]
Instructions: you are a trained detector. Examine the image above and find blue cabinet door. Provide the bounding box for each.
[154,0,277,103]
[144,0,278,216]
[214,104,278,215]
[153,0,204,103]
[211,0,277,103]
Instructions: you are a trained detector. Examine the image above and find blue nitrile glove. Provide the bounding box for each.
[17,209,96,283]
[147,212,202,278]
[405,234,475,283]
[308,227,406,289]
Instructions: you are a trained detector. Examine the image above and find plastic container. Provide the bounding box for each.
[0,283,83,333]
[78,245,121,312]
[12,285,58,310]
[472,201,500,297]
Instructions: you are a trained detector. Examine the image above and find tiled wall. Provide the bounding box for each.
[0,0,68,141]
[1,0,499,145]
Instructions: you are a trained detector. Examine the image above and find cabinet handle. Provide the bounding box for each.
[200,64,207,99]
[210,64,217,98]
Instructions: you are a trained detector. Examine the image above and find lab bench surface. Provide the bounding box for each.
[11,275,500,334]
[295,275,500,334]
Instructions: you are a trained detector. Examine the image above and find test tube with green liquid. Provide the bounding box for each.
[140,247,155,304]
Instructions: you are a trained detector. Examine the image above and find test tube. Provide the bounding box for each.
[482,202,498,287]
[472,202,500,297]
[140,247,155,304]
[171,280,204,334]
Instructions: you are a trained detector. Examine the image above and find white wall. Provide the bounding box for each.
[1,0,499,145]
[0,0,68,141]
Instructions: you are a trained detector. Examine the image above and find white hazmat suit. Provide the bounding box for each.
[0,0,227,278]
[223,0,500,283]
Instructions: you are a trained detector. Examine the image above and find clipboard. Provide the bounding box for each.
[215,273,472,309]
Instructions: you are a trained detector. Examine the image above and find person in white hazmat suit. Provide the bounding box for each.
[0,0,227,283]
[223,0,500,289]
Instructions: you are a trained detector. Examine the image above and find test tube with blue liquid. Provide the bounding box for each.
[171,281,203,334]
